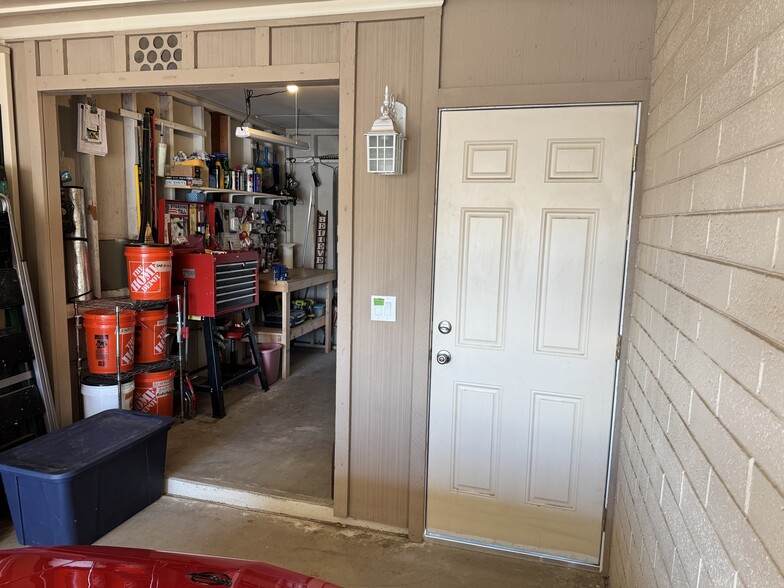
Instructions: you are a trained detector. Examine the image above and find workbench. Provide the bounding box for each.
[255,268,336,379]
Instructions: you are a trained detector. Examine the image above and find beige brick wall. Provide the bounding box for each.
[609,0,784,586]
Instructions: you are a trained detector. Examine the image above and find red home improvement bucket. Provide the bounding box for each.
[134,369,175,416]
[125,244,173,301]
[135,307,168,363]
[82,309,136,374]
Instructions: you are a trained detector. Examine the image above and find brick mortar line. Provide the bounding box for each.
[648,75,784,171]
[620,437,684,585]
[624,337,784,582]
[649,13,784,129]
[616,459,659,581]
[628,289,784,493]
[636,242,784,287]
[618,380,721,585]
[640,205,784,219]
[615,453,674,585]
[651,0,694,68]
[642,136,784,193]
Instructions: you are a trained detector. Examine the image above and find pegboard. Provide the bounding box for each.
[129,34,182,71]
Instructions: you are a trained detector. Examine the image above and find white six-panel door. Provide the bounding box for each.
[426,105,637,564]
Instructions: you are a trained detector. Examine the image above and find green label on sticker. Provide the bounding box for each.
[373,298,385,306]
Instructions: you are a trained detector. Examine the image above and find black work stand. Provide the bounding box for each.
[197,308,268,418]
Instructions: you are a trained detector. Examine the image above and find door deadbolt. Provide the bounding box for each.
[436,350,451,365]
[437,320,452,334]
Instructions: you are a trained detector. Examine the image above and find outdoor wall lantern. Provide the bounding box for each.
[365,86,406,175]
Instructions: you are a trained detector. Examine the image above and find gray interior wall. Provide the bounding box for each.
[609,0,784,585]
[440,0,655,89]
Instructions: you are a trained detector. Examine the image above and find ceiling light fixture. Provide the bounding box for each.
[236,85,310,151]
[235,126,309,150]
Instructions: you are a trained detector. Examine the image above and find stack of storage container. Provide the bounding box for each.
[124,243,175,417]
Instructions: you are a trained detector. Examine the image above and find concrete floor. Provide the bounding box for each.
[0,497,605,587]
[167,347,336,502]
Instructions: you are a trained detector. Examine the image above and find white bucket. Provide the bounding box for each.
[81,376,134,418]
[280,242,295,268]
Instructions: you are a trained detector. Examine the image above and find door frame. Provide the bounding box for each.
[424,102,643,575]
[17,57,352,517]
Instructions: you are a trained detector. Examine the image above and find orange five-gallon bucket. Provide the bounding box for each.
[134,369,175,416]
[135,307,169,363]
[125,243,173,301]
[82,309,136,374]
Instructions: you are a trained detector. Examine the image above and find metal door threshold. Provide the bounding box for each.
[425,531,601,574]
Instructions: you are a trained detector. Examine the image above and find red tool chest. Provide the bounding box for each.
[171,250,259,317]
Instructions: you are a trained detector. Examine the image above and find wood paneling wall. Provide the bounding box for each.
[64,37,116,75]
[271,24,339,65]
[349,18,424,528]
[440,0,654,89]
[196,29,255,68]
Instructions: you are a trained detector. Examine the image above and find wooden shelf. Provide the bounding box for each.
[256,315,327,342]
[164,186,292,204]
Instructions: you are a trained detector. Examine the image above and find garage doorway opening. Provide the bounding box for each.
[56,83,340,508]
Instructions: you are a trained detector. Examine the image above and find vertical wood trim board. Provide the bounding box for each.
[36,41,52,77]
[51,39,65,75]
[180,30,195,70]
[42,94,74,420]
[254,26,270,66]
[349,18,424,528]
[407,10,441,541]
[113,34,127,72]
[334,20,357,520]
[14,40,72,424]
[0,46,22,235]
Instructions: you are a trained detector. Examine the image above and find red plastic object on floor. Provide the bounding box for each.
[0,545,341,587]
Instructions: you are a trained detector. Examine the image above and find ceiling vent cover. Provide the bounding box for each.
[129,34,182,71]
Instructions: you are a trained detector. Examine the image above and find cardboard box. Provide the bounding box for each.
[165,163,207,180]
[164,177,204,187]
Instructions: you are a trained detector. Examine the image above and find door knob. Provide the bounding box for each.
[437,320,452,334]
[436,350,451,365]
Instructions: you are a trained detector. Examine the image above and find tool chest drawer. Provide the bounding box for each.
[171,250,259,317]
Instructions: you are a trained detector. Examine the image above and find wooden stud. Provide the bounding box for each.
[210,112,230,154]
[159,95,175,201]
[192,105,205,152]
[122,93,140,239]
